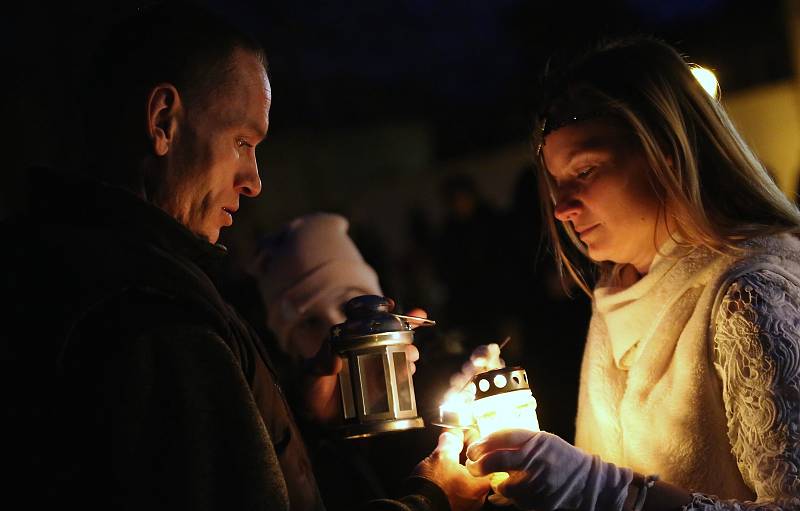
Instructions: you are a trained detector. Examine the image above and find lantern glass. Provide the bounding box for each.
[358,352,390,415]
[339,361,357,419]
[392,351,413,411]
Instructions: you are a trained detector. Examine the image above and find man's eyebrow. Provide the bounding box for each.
[246,120,268,140]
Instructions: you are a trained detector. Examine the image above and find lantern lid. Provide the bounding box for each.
[471,366,530,400]
[331,295,417,350]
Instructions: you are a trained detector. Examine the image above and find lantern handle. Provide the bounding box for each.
[497,336,512,351]
[393,314,436,329]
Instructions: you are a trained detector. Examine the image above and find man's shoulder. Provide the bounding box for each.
[62,286,230,360]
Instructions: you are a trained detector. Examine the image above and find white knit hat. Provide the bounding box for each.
[253,213,382,351]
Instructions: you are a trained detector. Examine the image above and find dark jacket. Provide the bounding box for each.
[1,169,450,511]
[1,169,320,510]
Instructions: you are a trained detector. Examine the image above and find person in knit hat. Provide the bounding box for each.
[253,212,420,423]
[253,213,435,509]
[256,212,383,362]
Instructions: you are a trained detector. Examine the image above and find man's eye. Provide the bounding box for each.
[577,167,595,179]
[237,138,253,148]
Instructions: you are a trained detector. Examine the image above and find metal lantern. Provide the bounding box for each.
[331,295,427,439]
[470,366,539,437]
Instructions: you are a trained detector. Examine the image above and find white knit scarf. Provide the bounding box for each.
[593,239,714,370]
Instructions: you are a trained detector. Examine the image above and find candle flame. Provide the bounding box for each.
[439,390,476,428]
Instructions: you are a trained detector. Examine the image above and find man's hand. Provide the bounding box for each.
[413,429,491,511]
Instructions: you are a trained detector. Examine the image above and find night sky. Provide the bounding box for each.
[4,0,791,192]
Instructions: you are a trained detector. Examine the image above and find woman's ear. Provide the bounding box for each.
[145,83,182,157]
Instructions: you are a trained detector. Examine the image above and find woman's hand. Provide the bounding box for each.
[466,429,633,511]
[447,343,505,392]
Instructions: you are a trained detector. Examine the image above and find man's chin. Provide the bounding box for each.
[195,226,220,245]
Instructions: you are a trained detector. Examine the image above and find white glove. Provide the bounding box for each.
[466,430,633,511]
[448,343,505,391]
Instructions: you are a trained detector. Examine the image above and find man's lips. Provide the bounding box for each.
[222,207,237,225]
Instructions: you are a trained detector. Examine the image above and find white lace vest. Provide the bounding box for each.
[575,234,800,504]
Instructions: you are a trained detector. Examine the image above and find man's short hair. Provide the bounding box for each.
[87,1,266,176]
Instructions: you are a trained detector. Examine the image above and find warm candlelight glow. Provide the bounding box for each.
[472,389,539,437]
[488,471,513,506]
[439,389,476,428]
[437,366,540,437]
[490,472,510,490]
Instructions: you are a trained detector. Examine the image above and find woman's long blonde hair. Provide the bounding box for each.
[532,36,800,295]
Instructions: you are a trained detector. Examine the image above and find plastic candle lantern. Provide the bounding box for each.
[470,366,539,438]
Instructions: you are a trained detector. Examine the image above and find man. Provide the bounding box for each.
[1,3,488,511]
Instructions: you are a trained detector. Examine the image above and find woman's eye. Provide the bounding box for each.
[237,138,253,148]
[577,167,595,179]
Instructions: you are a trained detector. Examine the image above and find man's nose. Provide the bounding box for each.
[238,158,262,197]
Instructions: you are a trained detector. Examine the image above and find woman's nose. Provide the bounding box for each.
[553,191,581,222]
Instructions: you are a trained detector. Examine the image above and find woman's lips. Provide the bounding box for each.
[576,224,599,239]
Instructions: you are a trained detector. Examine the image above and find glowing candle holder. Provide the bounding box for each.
[331,295,427,439]
[436,365,539,507]
[470,366,539,437]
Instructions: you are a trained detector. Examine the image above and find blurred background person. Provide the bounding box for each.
[434,174,503,348]
[251,212,429,508]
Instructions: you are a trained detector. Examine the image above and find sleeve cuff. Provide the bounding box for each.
[401,476,450,511]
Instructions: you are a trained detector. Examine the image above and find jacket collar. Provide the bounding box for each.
[26,167,229,278]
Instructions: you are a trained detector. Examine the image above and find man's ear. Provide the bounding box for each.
[146,83,182,157]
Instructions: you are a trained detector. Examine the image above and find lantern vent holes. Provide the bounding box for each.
[471,366,530,400]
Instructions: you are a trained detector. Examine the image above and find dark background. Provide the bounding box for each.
[3,0,795,502]
[4,0,791,209]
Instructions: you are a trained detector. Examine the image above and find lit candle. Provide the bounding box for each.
[470,366,539,437]
[467,367,539,506]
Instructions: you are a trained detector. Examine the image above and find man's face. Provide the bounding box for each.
[159,48,271,243]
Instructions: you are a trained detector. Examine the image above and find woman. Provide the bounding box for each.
[466,37,800,511]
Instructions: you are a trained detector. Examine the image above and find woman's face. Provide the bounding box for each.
[542,119,666,274]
